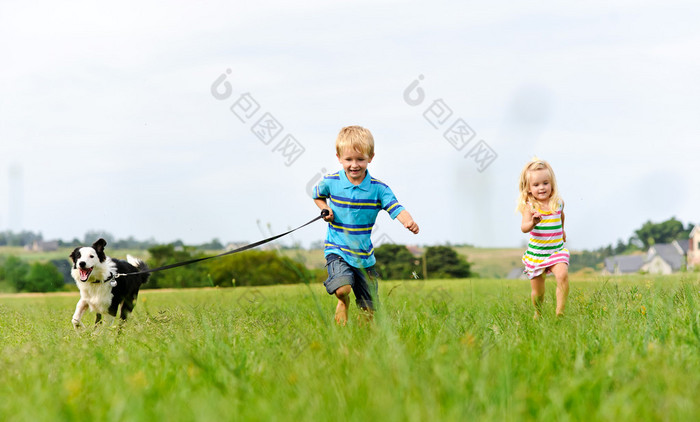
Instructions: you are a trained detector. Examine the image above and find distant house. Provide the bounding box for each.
[676,238,690,256]
[603,240,687,275]
[603,255,645,275]
[405,245,423,257]
[25,240,59,252]
[642,242,686,274]
[688,225,700,270]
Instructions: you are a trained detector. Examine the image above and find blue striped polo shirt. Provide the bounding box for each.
[313,170,405,268]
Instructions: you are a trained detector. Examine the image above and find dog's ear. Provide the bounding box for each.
[69,248,81,266]
[92,238,107,262]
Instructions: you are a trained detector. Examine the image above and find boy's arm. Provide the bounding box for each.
[314,198,334,222]
[396,210,419,234]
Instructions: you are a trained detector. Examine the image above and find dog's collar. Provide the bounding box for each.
[88,272,115,284]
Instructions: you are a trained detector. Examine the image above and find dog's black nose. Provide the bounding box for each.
[79,261,86,268]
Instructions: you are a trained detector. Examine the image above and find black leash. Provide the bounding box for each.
[115,210,329,279]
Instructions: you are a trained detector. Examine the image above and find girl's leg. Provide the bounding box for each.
[530,275,545,318]
[550,263,569,316]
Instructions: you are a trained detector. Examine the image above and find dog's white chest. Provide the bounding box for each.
[78,283,113,313]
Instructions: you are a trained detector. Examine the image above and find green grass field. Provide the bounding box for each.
[1,275,699,421]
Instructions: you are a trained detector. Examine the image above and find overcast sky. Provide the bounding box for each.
[1,1,699,250]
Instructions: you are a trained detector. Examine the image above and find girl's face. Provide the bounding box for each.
[528,169,552,203]
[337,148,372,184]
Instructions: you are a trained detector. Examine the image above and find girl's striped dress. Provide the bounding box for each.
[522,202,569,279]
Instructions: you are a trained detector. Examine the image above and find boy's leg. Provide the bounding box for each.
[530,274,545,318]
[550,263,569,316]
[334,285,352,325]
[352,267,379,323]
[324,254,354,326]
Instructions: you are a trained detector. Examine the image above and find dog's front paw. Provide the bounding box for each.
[72,318,82,329]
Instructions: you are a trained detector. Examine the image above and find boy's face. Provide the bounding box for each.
[337,148,372,184]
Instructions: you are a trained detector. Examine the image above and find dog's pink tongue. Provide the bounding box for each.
[79,268,91,281]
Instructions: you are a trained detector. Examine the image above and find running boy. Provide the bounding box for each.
[313,126,419,325]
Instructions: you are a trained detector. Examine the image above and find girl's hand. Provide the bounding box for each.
[532,212,542,225]
[562,230,567,242]
[521,207,540,233]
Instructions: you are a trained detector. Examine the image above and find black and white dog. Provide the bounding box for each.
[69,238,150,328]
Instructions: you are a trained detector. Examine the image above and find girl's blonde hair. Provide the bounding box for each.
[336,125,375,158]
[517,158,562,213]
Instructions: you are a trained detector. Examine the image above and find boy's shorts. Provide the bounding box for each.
[324,254,380,310]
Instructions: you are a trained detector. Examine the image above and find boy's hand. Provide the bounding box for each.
[404,220,419,234]
[322,208,334,222]
[396,210,419,234]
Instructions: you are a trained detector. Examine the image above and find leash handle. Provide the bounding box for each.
[116,210,328,279]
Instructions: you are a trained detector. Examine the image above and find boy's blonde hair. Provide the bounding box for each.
[517,158,562,213]
[336,125,375,158]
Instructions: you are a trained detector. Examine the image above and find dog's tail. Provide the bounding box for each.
[127,255,151,283]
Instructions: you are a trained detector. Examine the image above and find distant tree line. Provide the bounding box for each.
[146,243,475,290]
[7,218,688,290]
[0,246,323,293]
[374,244,473,280]
[115,242,475,290]
[145,245,320,289]
[0,229,230,250]
[0,242,475,292]
[569,217,694,272]
[0,256,65,292]
[0,231,44,247]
